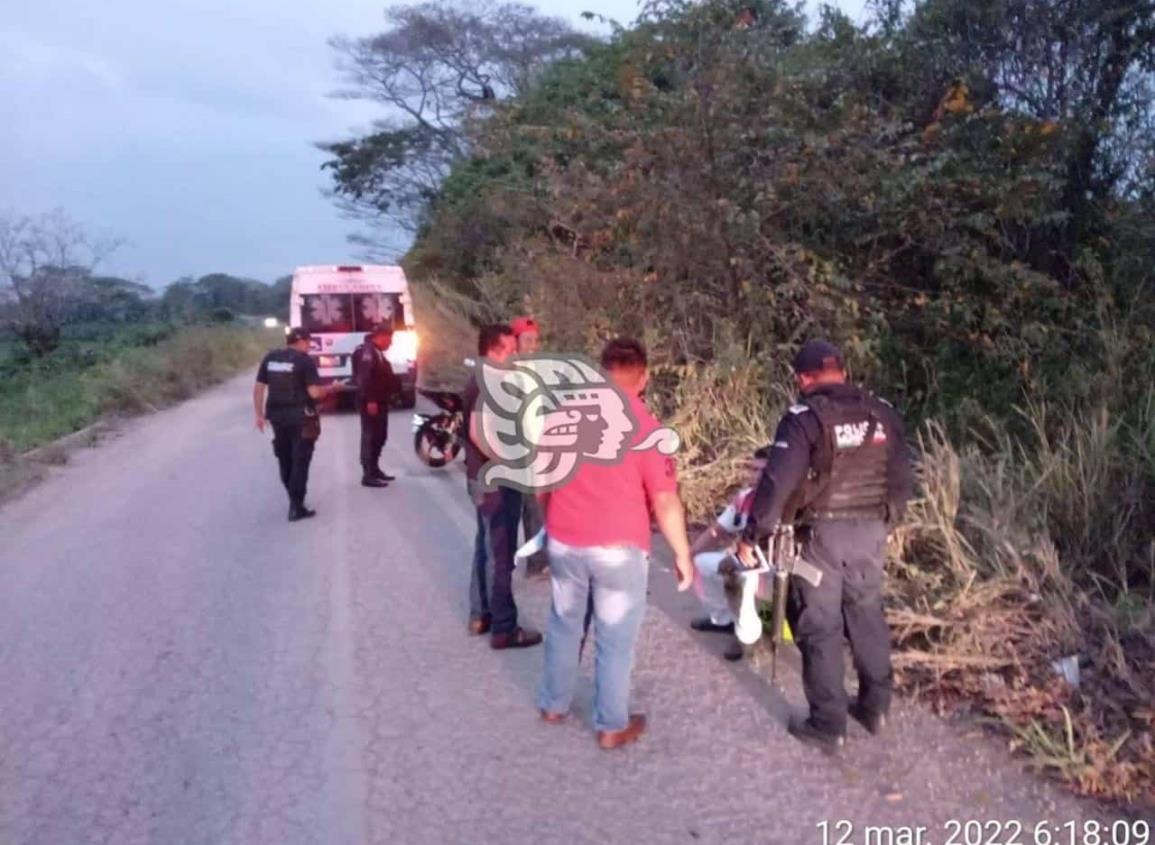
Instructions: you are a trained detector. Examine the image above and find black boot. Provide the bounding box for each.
[723,639,750,662]
[361,475,389,488]
[849,701,888,735]
[288,502,316,522]
[788,715,846,755]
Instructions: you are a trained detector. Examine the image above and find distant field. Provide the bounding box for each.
[0,323,274,454]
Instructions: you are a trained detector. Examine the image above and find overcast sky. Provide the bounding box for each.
[1,0,864,288]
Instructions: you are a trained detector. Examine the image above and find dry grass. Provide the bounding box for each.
[890,413,1155,807]
[96,326,271,413]
[410,281,478,390]
[652,360,791,519]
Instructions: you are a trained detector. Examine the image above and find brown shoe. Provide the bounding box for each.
[490,627,543,650]
[468,616,491,636]
[539,709,568,724]
[596,714,647,750]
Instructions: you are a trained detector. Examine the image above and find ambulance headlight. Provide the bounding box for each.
[392,330,418,361]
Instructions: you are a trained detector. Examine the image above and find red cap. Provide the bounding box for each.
[510,316,539,337]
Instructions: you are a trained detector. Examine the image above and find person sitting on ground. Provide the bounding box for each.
[689,447,770,661]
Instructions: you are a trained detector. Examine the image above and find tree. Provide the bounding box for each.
[886,0,1155,273]
[158,273,288,322]
[75,276,156,323]
[0,210,121,355]
[319,0,594,248]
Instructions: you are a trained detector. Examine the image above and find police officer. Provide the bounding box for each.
[355,323,401,488]
[737,340,914,753]
[253,328,343,521]
[351,332,373,385]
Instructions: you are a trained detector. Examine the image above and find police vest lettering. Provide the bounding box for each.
[833,420,888,449]
[264,350,313,413]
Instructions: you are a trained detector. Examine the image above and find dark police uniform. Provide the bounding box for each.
[744,375,914,740]
[256,346,321,511]
[354,332,400,483]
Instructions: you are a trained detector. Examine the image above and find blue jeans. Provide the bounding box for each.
[538,539,648,732]
[468,484,522,635]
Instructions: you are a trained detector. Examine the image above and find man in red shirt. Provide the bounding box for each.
[536,338,694,749]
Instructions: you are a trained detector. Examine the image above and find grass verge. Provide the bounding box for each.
[0,325,274,455]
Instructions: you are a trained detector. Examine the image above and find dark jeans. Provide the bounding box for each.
[786,520,893,736]
[520,494,549,573]
[271,422,315,507]
[468,484,523,635]
[359,406,389,475]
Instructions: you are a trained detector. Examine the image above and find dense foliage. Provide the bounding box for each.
[394,0,1153,419]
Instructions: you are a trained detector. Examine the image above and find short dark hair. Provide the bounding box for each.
[793,339,845,375]
[286,328,310,345]
[478,323,514,356]
[600,337,648,373]
[753,446,771,461]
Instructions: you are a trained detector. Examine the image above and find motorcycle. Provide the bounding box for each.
[411,358,473,468]
[412,389,464,467]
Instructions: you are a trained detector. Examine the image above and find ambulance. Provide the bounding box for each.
[288,265,418,408]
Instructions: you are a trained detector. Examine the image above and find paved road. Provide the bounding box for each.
[0,375,1103,845]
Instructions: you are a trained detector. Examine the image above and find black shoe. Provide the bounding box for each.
[690,618,735,634]
[723,639,749,662]
[288,504,316,522]
[373,469,396,482]
[490,627,543,650]
[788,715,846,755]
[361,476,389,488]
[849,702,888,735]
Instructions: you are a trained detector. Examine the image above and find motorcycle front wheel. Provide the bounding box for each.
[414,423,461,468]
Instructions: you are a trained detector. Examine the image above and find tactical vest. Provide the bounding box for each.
[790,388,891,524]
[265,349,310,412]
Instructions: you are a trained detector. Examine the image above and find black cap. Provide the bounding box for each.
[793,339,844,375]
[286,327,311,345]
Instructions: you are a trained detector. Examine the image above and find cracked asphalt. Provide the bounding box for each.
[0,374,1109,845]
